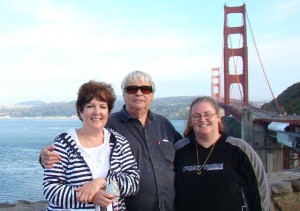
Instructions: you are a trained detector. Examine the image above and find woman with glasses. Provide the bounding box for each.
[174,96,271,211]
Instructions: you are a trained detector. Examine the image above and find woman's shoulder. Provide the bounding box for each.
[53,130,77,149]
[174,137,192,151]
[225,136,252,148]
[225,136,259,157]
[106,128,128,143]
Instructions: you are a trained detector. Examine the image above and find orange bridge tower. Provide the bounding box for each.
[211,67,221,101]
[223,4,249,106]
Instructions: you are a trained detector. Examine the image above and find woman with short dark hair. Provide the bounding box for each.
[43,80,139,211]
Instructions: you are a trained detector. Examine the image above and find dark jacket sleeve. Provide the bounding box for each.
[235,138,271,211]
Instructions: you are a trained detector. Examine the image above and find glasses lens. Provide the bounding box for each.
[126,86,139,94]
[125,86,153,94]
[139,86,153,94]
[191,112,215,121]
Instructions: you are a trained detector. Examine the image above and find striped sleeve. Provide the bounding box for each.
[108,130,140,197]
[43,133,94,209]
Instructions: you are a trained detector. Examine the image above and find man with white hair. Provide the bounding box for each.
[40,71,182,211]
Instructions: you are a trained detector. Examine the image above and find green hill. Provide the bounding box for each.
[261,82,300,115]
[2,82,299,119]
[0,96,196,119]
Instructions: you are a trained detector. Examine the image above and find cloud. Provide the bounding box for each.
[0,0,299,104]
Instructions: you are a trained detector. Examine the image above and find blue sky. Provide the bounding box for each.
[0,0,299,105]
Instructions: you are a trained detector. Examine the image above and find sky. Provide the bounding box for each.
[0,0,299,105]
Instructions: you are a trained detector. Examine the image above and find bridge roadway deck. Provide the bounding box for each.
[219,102,300,125]
[220,102,300,170]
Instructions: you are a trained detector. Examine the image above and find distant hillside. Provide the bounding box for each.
[261,82,300,115]
[151,96,195,119]
[16,100,47,106]
[2,82,299,119]
[0,96,196,119]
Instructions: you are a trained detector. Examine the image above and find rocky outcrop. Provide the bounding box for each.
[0,200,47,211]
[268,169,300,211]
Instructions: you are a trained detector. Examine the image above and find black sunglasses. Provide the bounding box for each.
[125,86,153,94]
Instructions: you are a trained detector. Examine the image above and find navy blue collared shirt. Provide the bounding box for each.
[106,105,182,211]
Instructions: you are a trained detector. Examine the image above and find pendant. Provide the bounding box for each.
[197,170,202,175]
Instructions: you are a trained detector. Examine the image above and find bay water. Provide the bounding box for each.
[0,118,185,203]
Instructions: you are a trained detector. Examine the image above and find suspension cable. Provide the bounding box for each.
[245,9,280,111]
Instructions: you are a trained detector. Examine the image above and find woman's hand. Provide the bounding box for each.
[75,178,106,203]
[92,189,115,207]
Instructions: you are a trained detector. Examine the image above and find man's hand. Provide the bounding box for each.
[40,145,61,168]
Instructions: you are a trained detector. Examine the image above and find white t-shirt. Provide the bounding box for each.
[68,128,112,211]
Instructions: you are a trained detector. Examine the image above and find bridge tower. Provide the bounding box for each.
[223,4,249,106]
[211,67,220,101]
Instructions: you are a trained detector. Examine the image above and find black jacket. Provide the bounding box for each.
[174,133,270,211]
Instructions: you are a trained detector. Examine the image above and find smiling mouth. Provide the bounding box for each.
[199,124,209,128]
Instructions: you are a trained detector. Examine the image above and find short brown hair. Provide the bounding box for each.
[76,80,116,121]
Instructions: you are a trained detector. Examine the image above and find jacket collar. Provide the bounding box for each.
[119,104,155,122]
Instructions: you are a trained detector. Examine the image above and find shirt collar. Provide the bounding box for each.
[119,104,155,122]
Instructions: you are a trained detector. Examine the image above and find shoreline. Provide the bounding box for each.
[0,116,78,119]
[0,200,47,211]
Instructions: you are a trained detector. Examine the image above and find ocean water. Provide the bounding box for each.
[0,118,185,203]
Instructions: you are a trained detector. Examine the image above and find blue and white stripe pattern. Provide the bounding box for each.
[43,128,140,211]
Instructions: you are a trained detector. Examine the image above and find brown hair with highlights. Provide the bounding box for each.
[76,80,116,121]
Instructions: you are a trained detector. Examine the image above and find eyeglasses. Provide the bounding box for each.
[124,86,153,94]
[191,112,216,121]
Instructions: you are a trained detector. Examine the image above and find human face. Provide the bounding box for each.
[80,98,109,131]
[190,101,221,139]
[123,78,154,115]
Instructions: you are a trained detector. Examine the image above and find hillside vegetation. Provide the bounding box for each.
[1,82,299,119]
[261,82,300,115]
[0,96,195,120]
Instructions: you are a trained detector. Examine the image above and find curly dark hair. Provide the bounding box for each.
[76,80,116,121]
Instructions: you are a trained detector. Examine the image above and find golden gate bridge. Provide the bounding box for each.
[212,4,300,171]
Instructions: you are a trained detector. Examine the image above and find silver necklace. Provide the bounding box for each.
[195,142,215,175]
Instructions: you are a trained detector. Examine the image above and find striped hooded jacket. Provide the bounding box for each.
[43,128,139,210]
